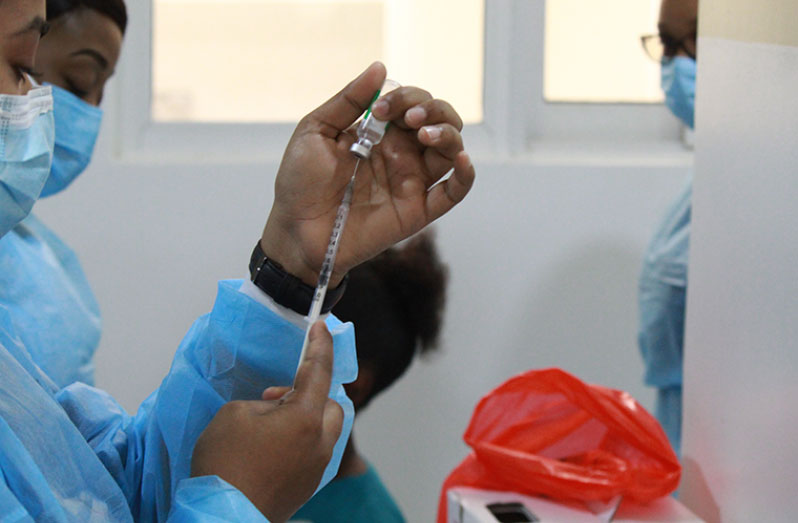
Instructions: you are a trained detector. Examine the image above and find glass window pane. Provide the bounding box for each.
[544,0,663,103]
[153,0,484,123]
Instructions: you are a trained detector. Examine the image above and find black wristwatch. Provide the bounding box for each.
[249,241,348,316]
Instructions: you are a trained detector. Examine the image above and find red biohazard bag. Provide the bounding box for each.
[437,368,681,522]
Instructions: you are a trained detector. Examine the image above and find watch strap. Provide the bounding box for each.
[249,241,348,316]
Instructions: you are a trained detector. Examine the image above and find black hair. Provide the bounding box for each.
[333,230,448,409]
[47,0,128,34]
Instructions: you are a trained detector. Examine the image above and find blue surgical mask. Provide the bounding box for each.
[661,56,696,129]
[0,85,55,237]
[40,84,102,198]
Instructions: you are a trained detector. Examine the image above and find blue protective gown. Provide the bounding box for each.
[0,213,101,388]
[0,279,357,521]
[637,176,691,455]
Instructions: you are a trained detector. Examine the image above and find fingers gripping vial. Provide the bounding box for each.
[349,79,401,160]
[295,80,399,384]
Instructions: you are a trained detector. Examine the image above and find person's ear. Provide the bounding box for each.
[344,366,375,410]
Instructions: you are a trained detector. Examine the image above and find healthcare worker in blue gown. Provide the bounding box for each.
[638,0,698,456]
[0,0,128,389]
[0,2,477,519]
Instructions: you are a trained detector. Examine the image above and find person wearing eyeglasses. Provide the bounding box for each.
[637,0,698,457]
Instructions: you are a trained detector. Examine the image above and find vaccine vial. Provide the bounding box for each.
[349,79,401,159]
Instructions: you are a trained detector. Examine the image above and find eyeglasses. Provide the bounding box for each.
[640,33,696,62]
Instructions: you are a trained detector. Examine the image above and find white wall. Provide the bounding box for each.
[30,2,693,515]
[680,1,798,520]
[34,138,688,520]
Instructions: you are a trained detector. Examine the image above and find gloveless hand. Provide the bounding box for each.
[260,61,475,287]
[191,322,344,523]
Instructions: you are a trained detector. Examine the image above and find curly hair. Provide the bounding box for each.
[47,0,128,34]
[332,230,448,409]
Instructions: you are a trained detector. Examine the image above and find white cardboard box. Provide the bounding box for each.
[447,488,606,523]
[447,487,704,523]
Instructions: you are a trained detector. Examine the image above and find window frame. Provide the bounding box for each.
[108,0,686,164]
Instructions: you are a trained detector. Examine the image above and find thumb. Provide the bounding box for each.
[304,62,386,137]
[292,321,335,412]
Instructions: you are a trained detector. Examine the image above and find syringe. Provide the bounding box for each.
[294,160,359,376]
[294,79,399,385]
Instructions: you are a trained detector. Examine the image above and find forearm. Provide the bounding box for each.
[57,279,357,520]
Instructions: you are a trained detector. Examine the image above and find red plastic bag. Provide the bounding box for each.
[437,368,680,522]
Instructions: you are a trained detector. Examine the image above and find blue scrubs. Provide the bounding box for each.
[638,177,691,455]
[292,464,404,523]
[0,213,101,388]
[0,280,357,521]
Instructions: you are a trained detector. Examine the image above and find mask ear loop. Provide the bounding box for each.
[21,74,40,96]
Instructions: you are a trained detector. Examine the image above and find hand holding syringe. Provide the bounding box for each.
[294,80,401,384]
